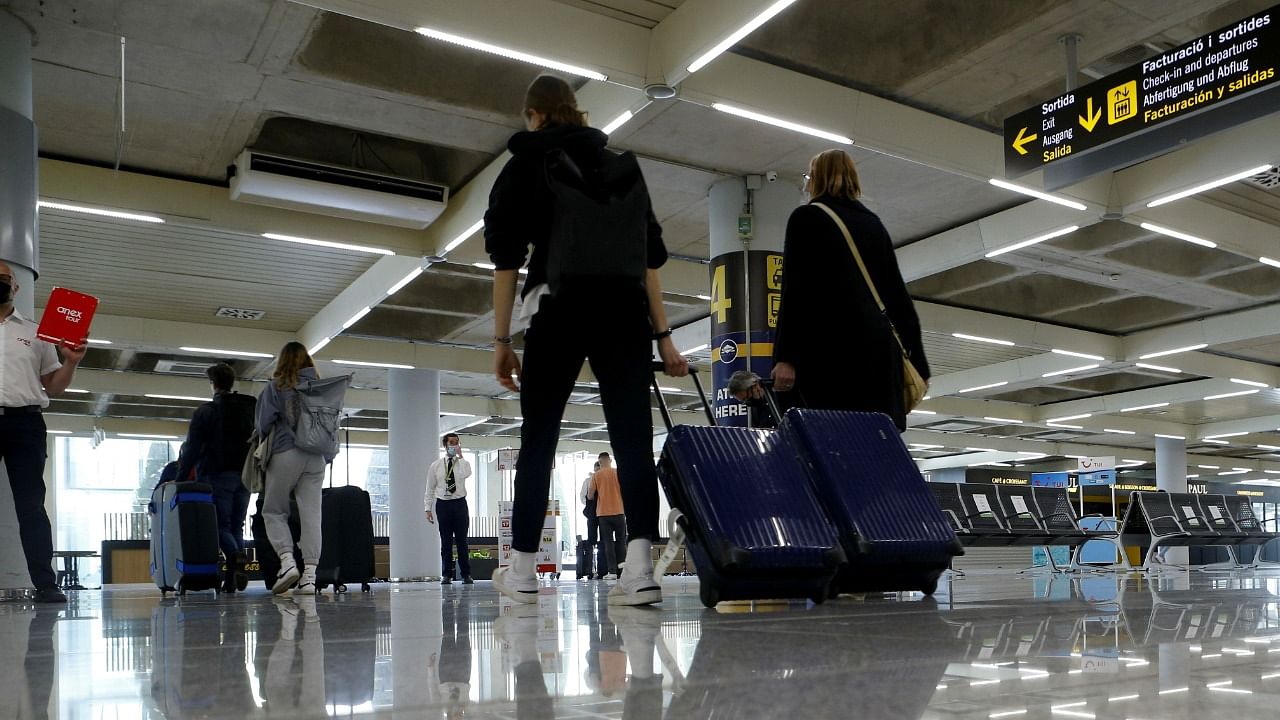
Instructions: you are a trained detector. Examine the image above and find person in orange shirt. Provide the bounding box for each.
[588,452,626,579]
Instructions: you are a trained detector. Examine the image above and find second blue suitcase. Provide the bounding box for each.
[778,409,962,595]
[658,421,845,608]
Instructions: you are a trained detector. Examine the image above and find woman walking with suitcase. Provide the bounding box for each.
[485,74,687,607]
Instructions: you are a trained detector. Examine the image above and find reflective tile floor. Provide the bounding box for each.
[6,571,1280,719]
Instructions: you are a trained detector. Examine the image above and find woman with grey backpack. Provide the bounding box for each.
[256,341,344,594]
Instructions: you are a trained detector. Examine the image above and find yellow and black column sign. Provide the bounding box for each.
[708,250,783,426]
[1003,4,1279,176]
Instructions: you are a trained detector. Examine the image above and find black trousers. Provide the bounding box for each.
[0,413,56,590]
[436,497,471,578]
[599,514,627,575]
[510,291,659,552]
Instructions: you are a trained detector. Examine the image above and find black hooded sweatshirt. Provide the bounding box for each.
[484,125,667,298]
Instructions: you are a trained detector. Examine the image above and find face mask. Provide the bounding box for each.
[446,445,459,458]
[0,281,11,305]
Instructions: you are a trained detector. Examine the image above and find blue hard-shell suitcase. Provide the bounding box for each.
[652,367,845,608]
[777,409,963,596]
[149,481,222,595]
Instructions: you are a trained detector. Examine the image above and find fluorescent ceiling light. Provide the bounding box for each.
[332,359,415,370]
[1122,402,1169,412]
[1204,431,1248,439]
[145,394,208,402]
[600,110,634,135]
[1230,378,1269,388]
[1046,413,1091,423]
[472,262,497,271]
[309,336,332,356]
[711,103,853,144]
[64,388,90,394]
[1257,444,1280,450]
[341,306,372,330]
[415,27,607,80]
[1220,469,1249,475]
[909,409,937,415]
[1158,687,1188,694]
[984,417,1023,424]
[910,443,944,450]
[681,344,709,355]
[1043,363,1099,377]
[1262,257,1280,268]
[86,338,112,345]
[969,462,1011,467]
[687,0,797,73]
[387,266,424,295]
[695,294,711,301]
[1135,362,1181,373]
[1199,465,1220,469]
[1187,474,1200,478]
[984,225,1079,258]
[1265,470,1280,475]
[1146,164,1273,207]
[952,332,1015,346]
[263,233,393,256]
[964,447,998,453]
[180,346,274,359]
[1138,343,1207,360]
[1104,428,1136,435]
[1139,222,1216,248]
[37,200,164,223]
[443,219,485,255]
[1154,433,1185,439]
[47,430,72,435]
[987,178,1087,211]
[339,426,387,432]
[1120,459,1145,466]
[119,433,180,440]
[1203,439,1229,445]
[988,710,1027,718]
[1046,423,1083,429]
[1052,349,1105,361]
[1204,389,1259,400]
[959,381,1008,393]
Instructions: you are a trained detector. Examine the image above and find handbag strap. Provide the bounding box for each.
[811,202,910,355]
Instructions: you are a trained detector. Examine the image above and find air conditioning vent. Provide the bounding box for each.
[1244,166,1280,191]
[156,360,214,375]
[229,151,449,229]
[216,307,266,321]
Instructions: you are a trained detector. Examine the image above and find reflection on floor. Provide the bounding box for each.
[4,571,1280,718]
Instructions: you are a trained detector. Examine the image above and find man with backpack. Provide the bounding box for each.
[177,362,257,593]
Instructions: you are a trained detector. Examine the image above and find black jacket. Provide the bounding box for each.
[484,124,668,297]
[772,195,929,430]
[177,391,257,479]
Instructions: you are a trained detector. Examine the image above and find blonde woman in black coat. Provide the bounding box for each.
[771,149,929,431]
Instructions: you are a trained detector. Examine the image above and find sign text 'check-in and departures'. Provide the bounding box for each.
[1004,4,1279,175]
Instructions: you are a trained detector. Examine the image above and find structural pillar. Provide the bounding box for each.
[0,10,41,597]
[1155,435,1189,566]
[388,369,441,580]
[706,177,803,425]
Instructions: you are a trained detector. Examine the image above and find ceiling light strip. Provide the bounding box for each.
[332,359,415,370]
[1121,402,1169,412]
[1262,256,1280,268]
[442,219,485,255]
[1135,362,1181,373]
[687,0,798,73]
[1230,378,1270,388]
[952,332,1015,346]
[179,346,274,359]
[958,381,1008,393]
[37,200,165,224]
[1052,348,1105,361]
[1046,413,1091,423]
[263,233,393,256]
[342,306,372,330]
[387,266,424,295]
[1146,164,1274,207]
[1104,428,1136,435]
[601,110,634,135]
[414,27,607,80]
[1042,364,1099,377]
[145,394,208,402]
[987,178,1087,211]
[1139,222,1216,248]
[711,103,852,144]
[1204,389,1260,400]
[983,417,1024,424]
[1154,433,1185,440]
[984,225,1079,258]
[1138,343,1207,360]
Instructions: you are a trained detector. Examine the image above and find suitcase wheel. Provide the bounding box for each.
[921,579,938,596]
[361,582,371,593]
[335,583,348,594]
[699,583,720,608]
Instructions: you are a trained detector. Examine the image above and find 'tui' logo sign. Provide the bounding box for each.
[718,339,738,364]
[57,306,84,324]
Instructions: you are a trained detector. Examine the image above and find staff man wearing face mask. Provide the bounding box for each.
[425,433,474,585]
[0,261,87,603]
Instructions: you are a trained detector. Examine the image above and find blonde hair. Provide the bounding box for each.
[806,149,862,201]
[273,341,316,390]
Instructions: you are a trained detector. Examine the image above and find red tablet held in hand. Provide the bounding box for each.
[37,288,99,349]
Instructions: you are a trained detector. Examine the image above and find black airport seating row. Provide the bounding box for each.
[928,483,1280,573]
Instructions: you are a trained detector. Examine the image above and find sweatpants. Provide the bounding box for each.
[263,448,326,570]
[509,290,659,553]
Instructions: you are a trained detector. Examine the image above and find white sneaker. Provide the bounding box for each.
[608,539,661,606]
[272,555,300,595]
[293,566,317,595]
[602,573,618,581]
[493,551,539,604]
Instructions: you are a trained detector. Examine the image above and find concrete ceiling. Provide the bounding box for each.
[5,0,1280,478]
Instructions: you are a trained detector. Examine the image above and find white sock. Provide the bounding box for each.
[510,549,537,578]
[622,539,653,580]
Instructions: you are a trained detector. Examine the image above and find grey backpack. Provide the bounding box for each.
[287,375,351,460]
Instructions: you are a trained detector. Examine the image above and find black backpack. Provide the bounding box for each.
[214,393,257,471]
[543,148,649,294]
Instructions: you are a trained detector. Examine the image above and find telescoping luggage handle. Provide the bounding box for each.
[649,361,715,430]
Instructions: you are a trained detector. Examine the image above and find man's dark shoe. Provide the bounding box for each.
[34,588,67,604]
[463,576,474,585]
[441,576,452,585]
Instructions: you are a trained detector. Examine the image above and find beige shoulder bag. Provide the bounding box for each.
[811,203,929,412]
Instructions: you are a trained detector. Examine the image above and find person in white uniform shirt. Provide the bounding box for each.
[426,433,474,584]
[0,261,86,603]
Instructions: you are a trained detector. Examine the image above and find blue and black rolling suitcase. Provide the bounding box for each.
[149,480,222,595]
[652,366,845,608]
[777,408,963,596]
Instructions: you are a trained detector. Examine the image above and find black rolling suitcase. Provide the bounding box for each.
[651,365,844,607]
[251,494,300,589]
[576,539,595,579]
[318,483,376,592]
